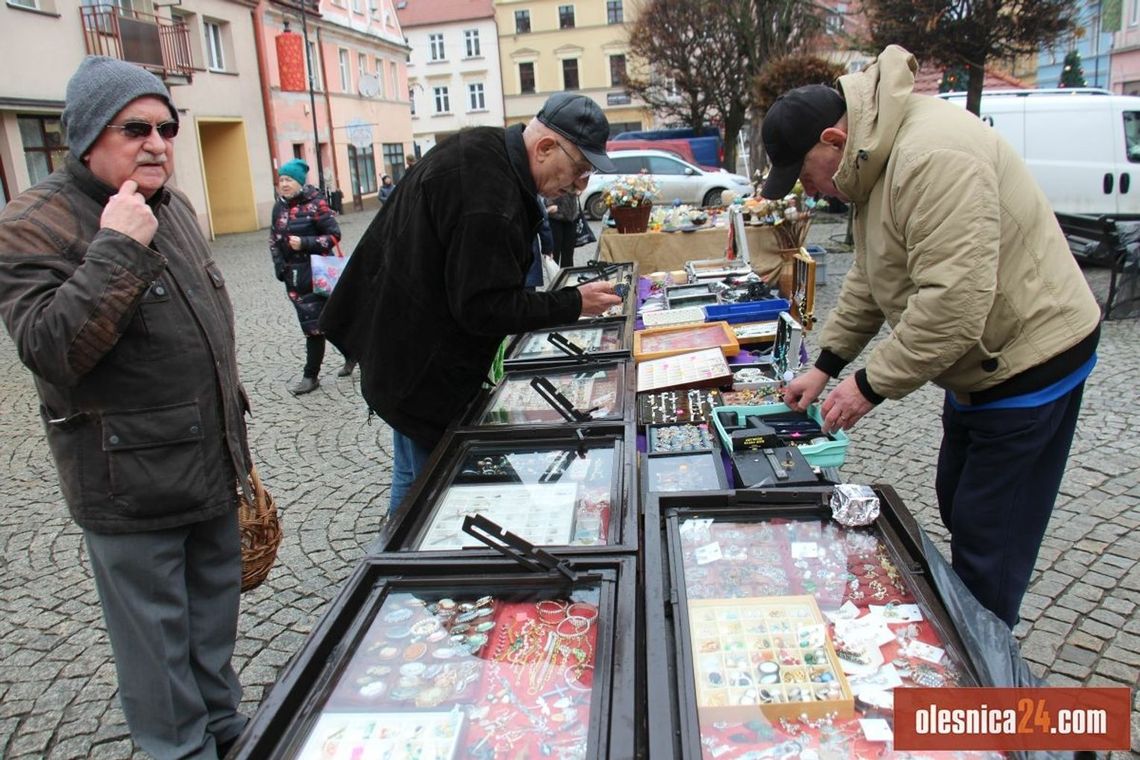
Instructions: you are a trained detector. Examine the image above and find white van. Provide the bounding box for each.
[938,89,1140,214]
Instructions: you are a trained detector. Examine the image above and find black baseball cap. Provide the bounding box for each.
[537,93,616,173]
[761,85,846,199]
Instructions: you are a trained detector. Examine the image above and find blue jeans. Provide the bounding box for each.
[935,382,1085,628]
[390,428,434,515]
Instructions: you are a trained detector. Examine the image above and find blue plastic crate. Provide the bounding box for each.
[711,402,850,468]
[702,298,791,325]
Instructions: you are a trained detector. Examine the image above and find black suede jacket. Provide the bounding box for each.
[323,125,583,447]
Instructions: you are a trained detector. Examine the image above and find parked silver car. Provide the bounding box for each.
[581,149,753,220]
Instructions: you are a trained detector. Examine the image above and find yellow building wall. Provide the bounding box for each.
[197,119,258,236]
[494,0,648,128]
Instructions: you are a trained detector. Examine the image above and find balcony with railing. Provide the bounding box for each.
[80,5,194,85]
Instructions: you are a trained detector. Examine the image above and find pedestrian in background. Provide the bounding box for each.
[322,93,622,513]
[270,158,353,395]
[768,45,1101,628]
[546,192,580,268]
[0,56,251,759]
[378,173,396,203]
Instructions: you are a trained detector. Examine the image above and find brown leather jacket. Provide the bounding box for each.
[0,158,250,533]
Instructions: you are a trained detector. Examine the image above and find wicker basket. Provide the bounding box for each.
[238,466,282,593]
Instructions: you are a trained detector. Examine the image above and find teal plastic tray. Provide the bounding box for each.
[711,403,850,468]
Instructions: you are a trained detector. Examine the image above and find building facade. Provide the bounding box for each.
[1110,0,1140,94]
[398,0,504,160]
[0,0,276,236]
[494,0,643,134]
[1037,0,1113,89]
[257,0,411,203]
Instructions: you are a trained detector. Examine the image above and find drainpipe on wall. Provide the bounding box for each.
[317,28,342,195]
[251,2,280,197]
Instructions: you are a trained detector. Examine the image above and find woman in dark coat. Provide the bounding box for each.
[270,159,353,395]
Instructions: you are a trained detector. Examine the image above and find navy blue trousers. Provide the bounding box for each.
[935,382,1085,628]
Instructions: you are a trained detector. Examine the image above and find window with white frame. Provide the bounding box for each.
[464,29,481,58]
[350,0,362,13]
[606,0,623,24]
[390,61,399,96]
[204,21,225,71]
[433,86,450,113]
[358,53,368,79]
[515,9,530,33]
[9,0,38,9]
[1132,0,1140,25]
[467,82,485,110]
[429,33,445,61]
[409,87,416,115]
[558,4,575,28]
[307,41,324,90]
[376,57,386,96]
[339,49,351,92]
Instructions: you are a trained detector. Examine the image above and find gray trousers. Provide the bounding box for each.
[85,509,246,760]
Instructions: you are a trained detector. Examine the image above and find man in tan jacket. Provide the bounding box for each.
[766,46,1101,628]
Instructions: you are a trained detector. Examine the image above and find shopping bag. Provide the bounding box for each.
[574,213,597,248]
[310,253,347,296]
[541,254,561,290]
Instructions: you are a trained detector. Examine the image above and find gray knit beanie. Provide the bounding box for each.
[62,56,179,159]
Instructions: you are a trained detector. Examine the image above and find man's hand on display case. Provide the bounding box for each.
[819,375,874,434]
[577,280,622,316]
[783,367,830,411]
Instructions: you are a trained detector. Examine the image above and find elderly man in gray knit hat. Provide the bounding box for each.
[0,57,251,759]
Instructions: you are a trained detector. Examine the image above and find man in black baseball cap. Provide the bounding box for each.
[760,84,847,199]
[537,92,617,173]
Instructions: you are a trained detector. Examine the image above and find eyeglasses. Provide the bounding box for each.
[104,120,179,141]
[553,140,593,179]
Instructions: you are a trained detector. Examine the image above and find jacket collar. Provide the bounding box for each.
[65,155,172,211]
[833,45,917,204]
[505,123,538,199]
[504,123,545,228]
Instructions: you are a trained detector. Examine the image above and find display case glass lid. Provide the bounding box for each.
[411,440,621,550]
[234,556,636,760]
[508,321,627,363]
[653,498,992,759]
[477,364,626,426]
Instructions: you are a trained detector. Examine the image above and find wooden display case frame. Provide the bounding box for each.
[642,486,984,760]
[228,556,639,760]
[373,425,638,558]
[633,321,740,363]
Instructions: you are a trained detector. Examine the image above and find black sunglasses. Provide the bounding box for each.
[105,120,179,140]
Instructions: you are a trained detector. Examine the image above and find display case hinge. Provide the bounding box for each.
[546,331,586,357]
[530,376,596,423]
[462,513,578,583]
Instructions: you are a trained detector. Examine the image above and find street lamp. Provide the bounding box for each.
[283,0,325,193]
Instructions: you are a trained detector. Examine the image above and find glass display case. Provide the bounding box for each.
[504,318,631,370]
[376,428,637,556]
[642,423,730,494]
[230,556,638,760]
[551,262,637,321]
[643,487,997,760]
[462,362,634,430]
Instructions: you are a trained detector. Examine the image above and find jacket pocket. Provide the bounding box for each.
[101,401,209,517]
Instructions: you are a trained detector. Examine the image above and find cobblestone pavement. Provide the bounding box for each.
[0,210,1136,758]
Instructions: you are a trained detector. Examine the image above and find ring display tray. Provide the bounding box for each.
[688,595,854,723]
